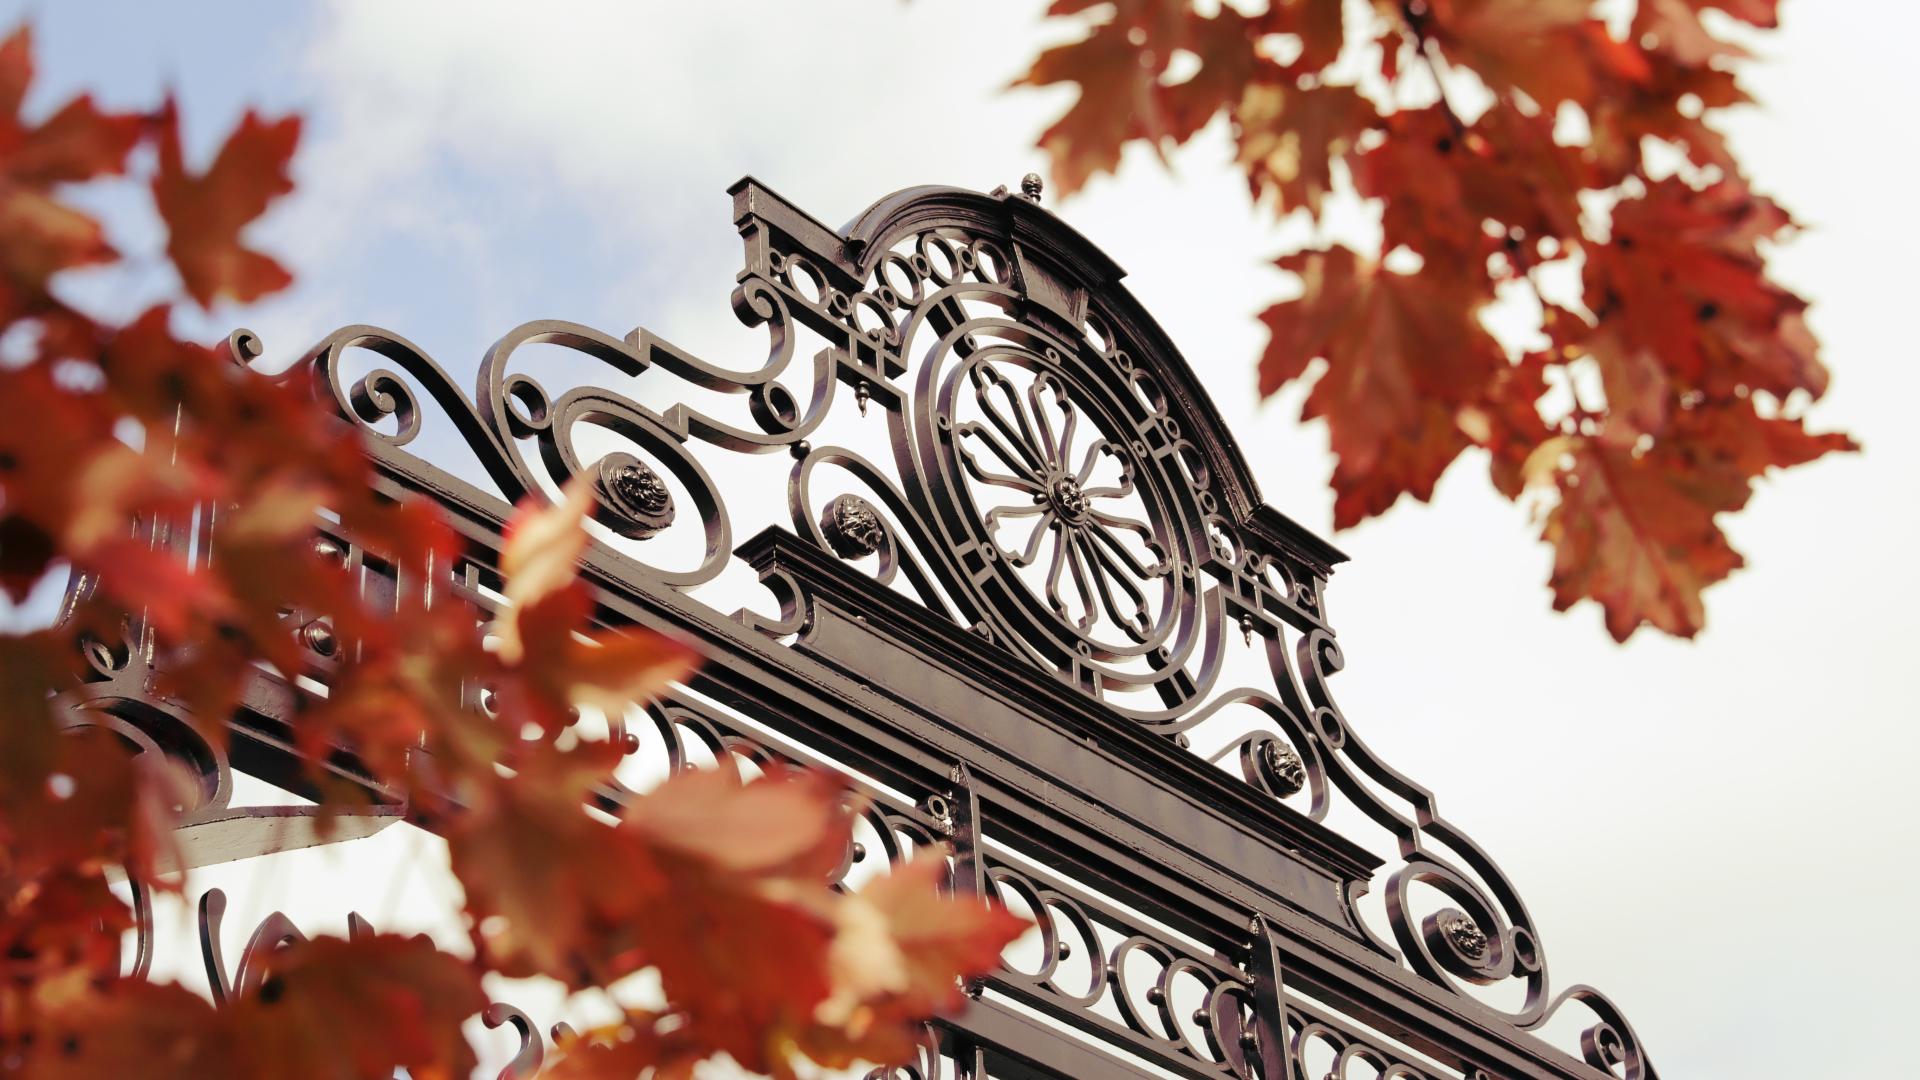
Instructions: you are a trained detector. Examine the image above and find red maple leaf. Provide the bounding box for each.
[151,98,299,308]
[1529,400,1853,640]
[1260,246,1508,527]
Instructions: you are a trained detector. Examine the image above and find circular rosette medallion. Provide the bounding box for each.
[915,326,1214,707]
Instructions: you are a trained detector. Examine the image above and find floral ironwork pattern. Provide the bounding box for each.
[958,363,1171,643]
[154,177,1666,1080]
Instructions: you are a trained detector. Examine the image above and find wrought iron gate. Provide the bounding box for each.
[68,177,1658,1079]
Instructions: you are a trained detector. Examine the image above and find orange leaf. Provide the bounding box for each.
[22,935,484,1079]
[1422,0,1626,109]
[227,933,485,1078]
[1587,179,1824,401]
[493,475,699,730]
[1257,0,1345,73]
[496,477,596,665]
[627,763,852,881]
[0,185,115,288]
[1260,246,1506,527]
[6,95,143,185]
[1527,402,1853,640]
[151,99,298,308]
[450,741,654,984]
[798,857,1028,1069]
[1235,81,1374,216]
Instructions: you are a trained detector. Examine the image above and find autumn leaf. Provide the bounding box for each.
[540,1013,703,1080]
[1258,0,1346,73]
[1588,46,1749,183]
[1235,80,1374,216]
[0,25,140,297]
[20,977,226,1079]
[1260,246,1507,527]
[0,22,27,121]
[0,869,133,987]
[493,476,699,732]
[1352,104,1588,275]
[617,766,849,1070]
[1416,0,1641,110]
[499,476,599,644]
[1546,307,1671,446]
[1632,0,1761,66]
[1528,401,1854,639]
[1157,9,1261,144]
[224,933,485,1078]
[796,857,1027,1068]
[151,98,299,308]
[1014,15,1166,195]
[625,760,852,881]
[21,935,484,1079]
[453,759,843,993]
[0,177,116,289]
[450,741,646,984]
[5,94,144,186]
[1015,0,1841,630]
[1529,432,1741,641]
[1588,179,1824,400]
[1457,348,1551,499]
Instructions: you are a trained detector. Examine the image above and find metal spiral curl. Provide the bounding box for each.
[1196,690,1332,819]
[1264,626,1554,1025]
[985,861,1259,1077]
[790,444,959,618]
[1532,985,1655,1080]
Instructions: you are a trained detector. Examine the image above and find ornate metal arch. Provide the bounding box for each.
[74,177,1658,1080]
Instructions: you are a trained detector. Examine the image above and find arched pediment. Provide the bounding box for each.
[752,177,1346,578]
[715,177,1352,722]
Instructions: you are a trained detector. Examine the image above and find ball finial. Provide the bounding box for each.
[1020,172,1044,202]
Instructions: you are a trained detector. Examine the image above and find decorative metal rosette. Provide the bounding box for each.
[820,493,885,559]
[1438,910,1490,963]
[1257,739,1307,798]
[594,452,675,540]
[890,255,1219,713]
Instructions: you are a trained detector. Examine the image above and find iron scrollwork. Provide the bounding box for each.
[188,176,1662,1079]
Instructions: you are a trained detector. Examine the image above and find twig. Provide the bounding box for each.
[1398,1,1468,137]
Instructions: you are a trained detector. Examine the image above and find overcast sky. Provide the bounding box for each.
[7,1,1917,1076]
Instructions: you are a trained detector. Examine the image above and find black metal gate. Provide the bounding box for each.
[71,177,1657,1079]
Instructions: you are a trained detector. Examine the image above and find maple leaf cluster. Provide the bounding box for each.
[1018,0,1854,639]
[0,23,1021,1078]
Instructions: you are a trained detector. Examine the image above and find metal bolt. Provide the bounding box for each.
[313,536,345,564]
[302,622,337,657]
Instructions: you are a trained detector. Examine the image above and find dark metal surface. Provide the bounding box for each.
[63,177,1658,1079]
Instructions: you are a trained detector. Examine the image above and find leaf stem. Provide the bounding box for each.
[1398,2,1468,136]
